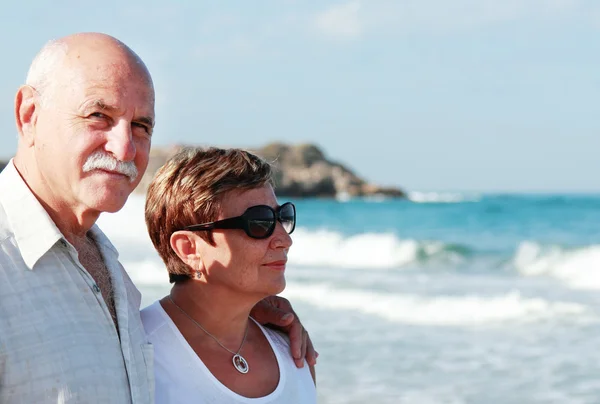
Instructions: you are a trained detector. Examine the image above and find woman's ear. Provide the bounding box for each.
[170,231,203,271]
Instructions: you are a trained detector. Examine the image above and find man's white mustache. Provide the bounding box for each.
[82,151,138,183]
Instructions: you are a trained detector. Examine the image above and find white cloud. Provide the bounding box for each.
[314,1,362,39]
[313,0,588,39]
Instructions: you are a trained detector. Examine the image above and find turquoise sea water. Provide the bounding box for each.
[99,192,600,404]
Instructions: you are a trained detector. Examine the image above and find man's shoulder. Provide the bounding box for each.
[0,200,19,280]
[120,263,143,308]
[0,200,13,244]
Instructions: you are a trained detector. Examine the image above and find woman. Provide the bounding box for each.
[141,147,316,403]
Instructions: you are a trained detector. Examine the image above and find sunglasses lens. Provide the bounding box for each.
[279,203,296,234]
[246,207,276,238]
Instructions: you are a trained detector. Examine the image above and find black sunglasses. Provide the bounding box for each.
[183,202,296,240]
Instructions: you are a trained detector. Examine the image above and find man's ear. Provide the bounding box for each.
[15,85,39,147]
[170,231,203,272]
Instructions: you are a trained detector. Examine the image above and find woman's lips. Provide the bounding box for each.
[264,260,287,271]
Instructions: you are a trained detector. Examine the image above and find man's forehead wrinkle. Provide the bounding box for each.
[80,80,153,103]
[86,99,118,112]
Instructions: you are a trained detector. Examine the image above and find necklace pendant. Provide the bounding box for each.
[232,354,249,374]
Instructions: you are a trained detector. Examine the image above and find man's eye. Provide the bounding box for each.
[89,112,107,119]
[133,122,151,135]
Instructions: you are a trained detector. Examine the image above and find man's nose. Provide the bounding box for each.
[105,119,136,162]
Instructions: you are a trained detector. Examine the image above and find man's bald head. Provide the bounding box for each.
[26,33,154,106]
[14,32,157,231]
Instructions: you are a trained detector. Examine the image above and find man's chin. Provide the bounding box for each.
[101,200,128,213]
[82,190,131,214]
[88,199,128,214]
[82,175,137,206]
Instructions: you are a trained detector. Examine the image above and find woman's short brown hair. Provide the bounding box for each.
[145,147,274,283]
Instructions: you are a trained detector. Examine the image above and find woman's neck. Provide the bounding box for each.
[165,282,260,345]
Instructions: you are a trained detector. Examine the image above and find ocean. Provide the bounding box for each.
[98,192,600,404]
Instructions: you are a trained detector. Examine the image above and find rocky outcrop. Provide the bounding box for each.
[137,143,405,199]
[253,143,405,198]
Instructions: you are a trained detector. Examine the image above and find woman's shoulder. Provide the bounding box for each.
[257,323,317,398]
[255,322,291,349]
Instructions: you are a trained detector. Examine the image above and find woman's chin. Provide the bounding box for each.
[244,281,286,301]
[267,278,287,296]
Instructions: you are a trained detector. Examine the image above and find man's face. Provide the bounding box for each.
[33,57,155,214]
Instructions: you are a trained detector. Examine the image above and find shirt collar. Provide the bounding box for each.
[89,223,119,258]
[0,160,121,268]
[0,160,65,269]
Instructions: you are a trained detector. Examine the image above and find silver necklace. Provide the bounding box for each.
[168,296,250,374]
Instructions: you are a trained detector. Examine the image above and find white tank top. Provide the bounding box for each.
[141,301,317,404]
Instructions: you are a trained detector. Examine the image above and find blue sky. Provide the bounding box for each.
[0,0,598,192]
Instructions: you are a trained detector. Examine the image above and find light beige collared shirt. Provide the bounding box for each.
[0,161,154,403]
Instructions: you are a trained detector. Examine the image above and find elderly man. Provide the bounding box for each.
[0,33,314,403]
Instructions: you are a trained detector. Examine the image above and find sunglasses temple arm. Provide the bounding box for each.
[206,217,246,230]
[183,224,214,231]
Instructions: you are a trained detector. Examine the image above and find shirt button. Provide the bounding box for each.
[93,284,101,293]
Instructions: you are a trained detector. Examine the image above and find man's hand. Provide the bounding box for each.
[250,295,318,368]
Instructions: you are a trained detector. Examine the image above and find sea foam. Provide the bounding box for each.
[288,228,465,269]
[408,191,481,203]
[513,241,600,290]
[281,284,593,326]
